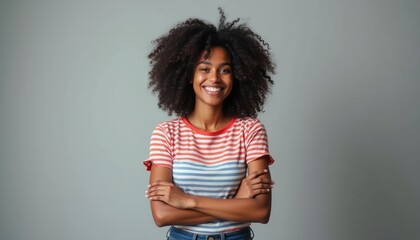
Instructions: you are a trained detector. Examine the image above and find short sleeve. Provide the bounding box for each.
[143,124,173,171]
[245,119,274,165]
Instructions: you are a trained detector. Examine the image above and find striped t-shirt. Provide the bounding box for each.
[144,117,273,234]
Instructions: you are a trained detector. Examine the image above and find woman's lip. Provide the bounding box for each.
[203,86,223,91]
[202,86,224,95]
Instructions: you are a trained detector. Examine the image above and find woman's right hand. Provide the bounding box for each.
[234,169,274,199]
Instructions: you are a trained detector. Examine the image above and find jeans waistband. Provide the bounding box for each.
[167,226,254,240]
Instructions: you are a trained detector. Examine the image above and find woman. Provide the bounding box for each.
[144,8,276,240]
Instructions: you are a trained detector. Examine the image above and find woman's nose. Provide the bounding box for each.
[208,70,220,82]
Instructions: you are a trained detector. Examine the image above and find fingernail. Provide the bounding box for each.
[264,169,268,172]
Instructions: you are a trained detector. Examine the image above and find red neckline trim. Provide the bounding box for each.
[181,117,236,136]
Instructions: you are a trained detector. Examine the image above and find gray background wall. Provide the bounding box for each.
[1,0,419,239]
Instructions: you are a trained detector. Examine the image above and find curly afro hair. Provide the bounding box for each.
[148,8,275,117]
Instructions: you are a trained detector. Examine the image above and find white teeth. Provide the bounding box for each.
[204,86,222,92]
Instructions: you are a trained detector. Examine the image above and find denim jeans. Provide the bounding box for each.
[166,226,254,240]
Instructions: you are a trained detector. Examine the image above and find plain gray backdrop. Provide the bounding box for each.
[1,0,419,239]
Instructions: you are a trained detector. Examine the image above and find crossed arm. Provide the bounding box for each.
[146,156,273,227]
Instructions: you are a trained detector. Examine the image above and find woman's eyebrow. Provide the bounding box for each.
[197,61,232,66]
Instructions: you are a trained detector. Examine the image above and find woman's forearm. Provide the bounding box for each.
[151,200,218,227]
[189,194,271,223]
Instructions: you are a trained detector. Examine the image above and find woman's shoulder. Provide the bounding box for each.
[152,117,185,134]
[156,117,182,126]
[233,117,267,134]
[235,117,264,127]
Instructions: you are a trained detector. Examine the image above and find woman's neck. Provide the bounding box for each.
[187,106,231,132]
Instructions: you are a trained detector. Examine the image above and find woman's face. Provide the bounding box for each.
[192,47,233,110]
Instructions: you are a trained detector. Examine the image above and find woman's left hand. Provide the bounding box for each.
[146,181,195,209]
[234,169,273,199]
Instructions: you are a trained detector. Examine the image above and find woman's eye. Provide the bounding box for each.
[200,68,210,73]
[219,68,231,74]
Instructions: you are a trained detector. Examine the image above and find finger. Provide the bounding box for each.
[259,188,271,194]
[147,185,172,195]
[246,169,268,180]
[251,183,272,191]
[248,177,270,186]
[148,184,168,191]
[251,177,271,184]
[249,169,268,178]
[248,188,271,198]
[149,181,174,188]
[148,195,164,201]
[146,188,169,199]
[252,183,267,189]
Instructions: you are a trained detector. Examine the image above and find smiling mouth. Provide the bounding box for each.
[203,86,223,93]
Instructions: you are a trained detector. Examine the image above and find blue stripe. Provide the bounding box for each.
[174,178,243,183]
[173,172,242,177]
[176,183,239,188]
[184,189,237,194]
